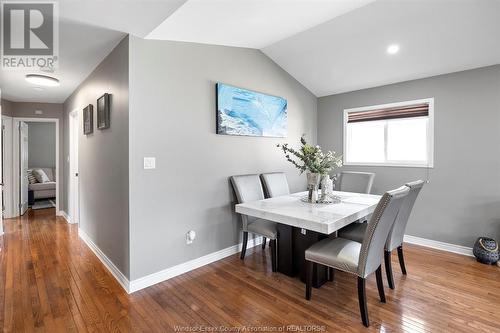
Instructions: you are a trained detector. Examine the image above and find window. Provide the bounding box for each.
[343,98,434,167]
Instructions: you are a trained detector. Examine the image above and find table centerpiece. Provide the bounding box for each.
[277,136,342,203]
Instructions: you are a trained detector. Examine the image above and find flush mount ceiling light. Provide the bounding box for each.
[25,74,60,87]
[386,44,400,55]
[33,87,44,91]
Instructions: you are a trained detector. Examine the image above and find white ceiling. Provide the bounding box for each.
[146,0,375,48]
[0,20,125,103]
[58,0,188,38]
[263,0,500,96]
[0,0,187,103]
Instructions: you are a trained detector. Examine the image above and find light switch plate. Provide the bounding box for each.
[143,157,156,169]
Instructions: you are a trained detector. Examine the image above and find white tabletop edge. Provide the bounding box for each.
[235,191,382,235]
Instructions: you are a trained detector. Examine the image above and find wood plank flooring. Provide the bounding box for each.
[1,208,500,332]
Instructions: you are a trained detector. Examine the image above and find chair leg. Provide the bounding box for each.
[397,245,407,275]
[262,237,266,249]
[305,261,314,300]
[384,250,395,289]
[240,232,248,260]
[270,239,277,272]
[375,266,386,303]
[357,277,369,327]
[328,267,335,282]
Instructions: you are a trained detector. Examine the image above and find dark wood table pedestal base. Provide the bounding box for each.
[277,224,329,288]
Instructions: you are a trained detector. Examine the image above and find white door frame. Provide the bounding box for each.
[2,116,14,218]
[68,109,79,225]
[12,117,60,215]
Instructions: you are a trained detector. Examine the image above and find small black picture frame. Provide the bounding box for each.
[97,93,110,130]
[83,104,93,135]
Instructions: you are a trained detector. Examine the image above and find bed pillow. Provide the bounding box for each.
[27,170,38,184]
[32,168,51,183]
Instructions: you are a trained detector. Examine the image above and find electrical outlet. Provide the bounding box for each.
[143,157,156,170]
[186,230,196,245]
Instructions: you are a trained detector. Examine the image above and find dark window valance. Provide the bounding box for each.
[347,103,429,123]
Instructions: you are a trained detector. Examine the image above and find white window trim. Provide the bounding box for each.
[343,98,434,168]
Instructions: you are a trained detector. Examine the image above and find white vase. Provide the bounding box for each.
[320,174,333,200]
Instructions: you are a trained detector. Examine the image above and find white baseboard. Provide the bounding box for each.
[404,234,473,257]
[78,227,263,294]
[57,210,72,223]
[79,231,474,294]
[129,237,263,293]
[78,228,131,293]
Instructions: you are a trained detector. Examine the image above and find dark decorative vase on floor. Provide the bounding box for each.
[473,237,499,265]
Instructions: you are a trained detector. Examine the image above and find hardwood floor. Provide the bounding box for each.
[1,208,500,332]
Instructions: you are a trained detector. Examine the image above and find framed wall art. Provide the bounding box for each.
[97,93,110,130]
[83,104,93,135]
[216,83,287,137]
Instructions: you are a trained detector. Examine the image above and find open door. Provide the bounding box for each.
[19,122,29,215]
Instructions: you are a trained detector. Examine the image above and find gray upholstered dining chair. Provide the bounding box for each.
[338,171,375,194]
[260,172,290,198]
[339,180,424,289]
[304,186,410,327]
[259,172,289,249]
[230,174,278,272]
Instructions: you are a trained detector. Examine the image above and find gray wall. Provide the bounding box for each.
[128,37,317,280]
[63,36,130,278]
[11,102,63,119]
[1,99,14,117]
[318,65,500,247]
[27,122,56,168]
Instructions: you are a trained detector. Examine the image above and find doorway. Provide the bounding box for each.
[69,110,79,225]
[12,118,60,216]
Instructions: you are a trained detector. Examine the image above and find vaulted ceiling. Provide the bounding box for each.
[262,0,500,96]
[146,0,375,49]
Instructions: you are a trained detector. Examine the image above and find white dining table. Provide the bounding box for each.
[235,190,382,286]
[235,190,381,235]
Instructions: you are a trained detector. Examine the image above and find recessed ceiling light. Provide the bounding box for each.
[387,44,400,55]
[25,74,60,87]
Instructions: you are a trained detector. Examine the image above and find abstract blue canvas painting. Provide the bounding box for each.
[216,83,287,137]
